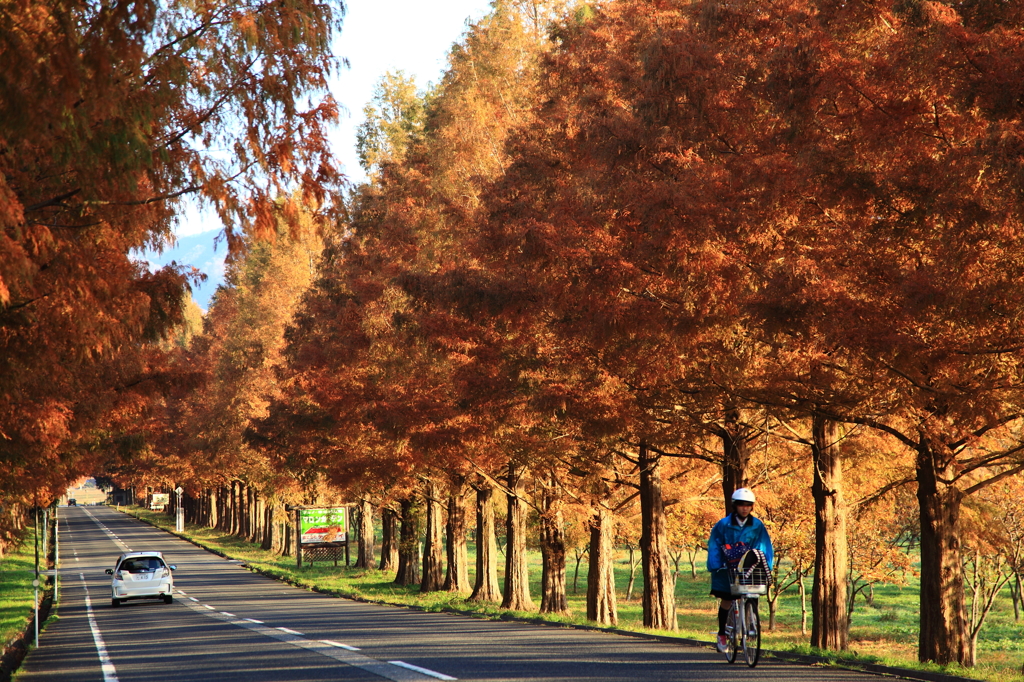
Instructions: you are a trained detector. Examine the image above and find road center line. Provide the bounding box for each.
[80,573,120,682]
[82,509,130,552]
[177,598,450,681]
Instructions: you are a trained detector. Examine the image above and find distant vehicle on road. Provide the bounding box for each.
[68,499,76,506]
[106,552,176,606]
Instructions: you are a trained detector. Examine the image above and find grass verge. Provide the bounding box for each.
[0,528,40,647]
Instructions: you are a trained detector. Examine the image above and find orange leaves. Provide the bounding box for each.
[0,0,345,505]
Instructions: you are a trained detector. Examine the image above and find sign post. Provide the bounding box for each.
[174,486,184,532]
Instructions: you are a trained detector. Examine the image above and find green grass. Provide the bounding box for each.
[0,527,42,646]
[125,507,1024,682]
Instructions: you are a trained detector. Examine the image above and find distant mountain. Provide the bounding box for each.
[137,230,227,311]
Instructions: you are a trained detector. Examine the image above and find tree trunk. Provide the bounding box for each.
[209,488,218,529]
[394,497,421,586]
[444,478,470,593]
[639,442,676,631]
[1012,573,1022,622]
[586,507,617,625]
[261,501,273,550]
[283,514,293,557]
[356,498,375,569]
[470,481,501,602]
[421,481,445,592]
[719,408,752,515]
[380,507,399,574]
[573,549,586,595]
[917,439,970,665]
[811,414,849,651]
[539,487,568,614]
[626,545,640,601]
[501,464,534,611]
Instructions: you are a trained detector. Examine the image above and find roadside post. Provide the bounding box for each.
[175,486,184,532]
[33,506,39,644]
[32,578,39,645]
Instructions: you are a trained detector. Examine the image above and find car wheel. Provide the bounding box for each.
[163,594,173,604]
[111,598,121,607]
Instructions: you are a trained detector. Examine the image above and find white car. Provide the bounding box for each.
[106,551,176,606]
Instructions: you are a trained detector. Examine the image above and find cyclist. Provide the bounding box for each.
[707,487,774,653]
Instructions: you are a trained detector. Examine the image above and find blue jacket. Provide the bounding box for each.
[707,514,774,594]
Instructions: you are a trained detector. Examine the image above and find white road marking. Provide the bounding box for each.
[80,573,120,682]
[177,599,445,681]
[220,612,235,617]
[388,661,457,680]
[189,597,199,602]
[82,509,130,552]
[277,627,304,635]
[203,604,215,610]
[322,640,360,651]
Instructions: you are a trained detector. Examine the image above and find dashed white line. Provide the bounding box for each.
[189,597,199,602]
[388,661,457,681]
[203,604,215,610]
[220,612,235,617]
[80,573,119,682]
[322,640,360,651]
[177,599,447,681]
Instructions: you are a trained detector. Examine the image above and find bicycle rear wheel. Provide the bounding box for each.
[724,604,738,664]
[742,600,761,667]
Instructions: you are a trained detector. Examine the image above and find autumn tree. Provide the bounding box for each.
[356,71,429,182]
[0,0,344,510]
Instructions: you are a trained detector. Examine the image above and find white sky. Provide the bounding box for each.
[174,0,494,239]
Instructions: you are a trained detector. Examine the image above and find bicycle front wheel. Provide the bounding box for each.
[741,600,761,667]
[724,605,738,664]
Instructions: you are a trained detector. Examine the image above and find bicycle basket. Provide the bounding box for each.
[729,551,770,595]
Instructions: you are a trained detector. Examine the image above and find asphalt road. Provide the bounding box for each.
[19,506,887,682]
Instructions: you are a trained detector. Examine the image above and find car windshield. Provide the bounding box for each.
[120,558,164,572]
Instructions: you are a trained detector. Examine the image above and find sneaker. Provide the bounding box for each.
[716,634,729,653]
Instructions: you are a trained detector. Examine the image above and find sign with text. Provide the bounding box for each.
[299,507,348,544]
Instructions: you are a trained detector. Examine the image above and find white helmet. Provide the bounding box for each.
[731,488,756,505]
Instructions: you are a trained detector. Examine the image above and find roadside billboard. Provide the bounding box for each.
[299,507,348,544]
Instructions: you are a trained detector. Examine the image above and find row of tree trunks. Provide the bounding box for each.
[178,485,293,557]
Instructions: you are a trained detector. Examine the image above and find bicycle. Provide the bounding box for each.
[723,550,769,668]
